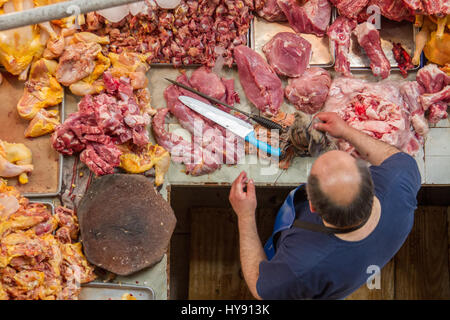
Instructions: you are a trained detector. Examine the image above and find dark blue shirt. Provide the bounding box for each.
[256,152,421,300]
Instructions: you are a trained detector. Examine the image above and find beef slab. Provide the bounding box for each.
[262,32,312,78]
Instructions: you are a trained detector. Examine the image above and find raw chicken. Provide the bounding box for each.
[327,16,357,77]
[0,141,33,184]
[234,45,283,116]
[330,0,369,19]
[17,59,63,120]
[24,109,60,138]
[55,41,102,86]
[354,22,391,79]
[255,0,286,22]
[285,67,332,114]
[277,0,332,37]
[262,32,312,78]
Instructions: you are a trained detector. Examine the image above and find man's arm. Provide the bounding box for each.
[229,171,265,300]
[314,112,400,166]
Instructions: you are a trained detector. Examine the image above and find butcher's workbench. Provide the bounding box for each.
[57,66,449,300]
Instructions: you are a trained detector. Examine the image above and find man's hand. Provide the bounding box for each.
[229,171,257,222]
[314,112,351,139]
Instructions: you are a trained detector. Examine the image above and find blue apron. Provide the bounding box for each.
[264,184,306,260]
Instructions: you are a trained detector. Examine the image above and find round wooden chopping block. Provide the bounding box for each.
[77,174,176,276]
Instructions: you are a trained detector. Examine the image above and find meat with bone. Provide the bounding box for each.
[416,64,450,94]
[262,32,312,78]
[419,86,450,115]
[234,45,283,116]
[402,0,450,15]
[329,0,369,19]
[285,67,332,114]
[399,81,429,136]
[277,0,332,37]
[52,73,150,176]
[255,0,287,22]
[354,22,391,79]
[327,16,357,77]
[323,77,423,156]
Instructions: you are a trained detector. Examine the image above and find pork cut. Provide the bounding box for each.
[354,22,391,79]
[255,0,287,22]
[330,0,369,19]
[277,0,332,37]
[262,32,312,78]
[416,64,450,94]
[234,45,283,116]
[285,67,332,114]
[399,81,429,136]
[402,0,450,15]
[327,16,357,77]
[369,0,413,22]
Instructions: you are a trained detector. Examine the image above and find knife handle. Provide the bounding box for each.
[250,115,283,131]
[245,132,281,157]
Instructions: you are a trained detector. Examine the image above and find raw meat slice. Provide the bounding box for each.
[399,81,429,136]
[285,67,332,114]
[327,16,357,77]
[354,22,391,79]
[255,0,286,22]
[416,64,450,94]
[262,32,312,78]
[234,45,283,116]
[277,0,332,37]
[189,67,226,101]
[330,0,369,19]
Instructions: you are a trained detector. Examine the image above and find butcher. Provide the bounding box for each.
[229,112,421,300]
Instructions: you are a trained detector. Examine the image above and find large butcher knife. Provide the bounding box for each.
[179,96,281,157]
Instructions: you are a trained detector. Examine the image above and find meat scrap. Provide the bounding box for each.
[330,0,369,19]
[277,0,332,37]
[234,45,283,116]
[399,81,429,136]
[354,22,391,79]
[84,0,254,67]
[327,16,357,77]
[52,73,150,176]
[262,32,312,78]
[392,42,414,78]
[255,0,287,22]
[285,67,332,114]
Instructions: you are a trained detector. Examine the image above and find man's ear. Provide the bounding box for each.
[309,200,316,213]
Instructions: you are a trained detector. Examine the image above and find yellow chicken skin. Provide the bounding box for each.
[17,59,63,120]
[424,30,450,66]
[119,143,170,186]
[0,140,33,184]
[25,109,60,138]
[0,0,44,76]
[414,16,450,67]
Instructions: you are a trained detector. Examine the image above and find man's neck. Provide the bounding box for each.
[323,196,381,242]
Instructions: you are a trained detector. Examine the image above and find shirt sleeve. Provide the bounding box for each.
[370,152,421,201]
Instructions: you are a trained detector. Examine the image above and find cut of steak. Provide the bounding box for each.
[327,16,357,77]
[277,0,332,37]
[262,32,312,78]
[285,67,332,114]
[234,45,283,116]
[255,0,287,22]
[354,22,391,79]
[330,0,369,19]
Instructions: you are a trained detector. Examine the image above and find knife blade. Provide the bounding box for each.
[179,96,281,157]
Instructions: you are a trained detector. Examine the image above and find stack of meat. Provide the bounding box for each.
[152,67,244,176]
[84,0,254,67]
[52,72,150,176]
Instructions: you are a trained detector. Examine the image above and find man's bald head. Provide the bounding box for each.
[307,150,374,228]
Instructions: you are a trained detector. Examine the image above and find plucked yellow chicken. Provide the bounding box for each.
[17,58,63,120]
[0,140,33,184]
[24,108,60,138]
[0,0,44,78]
[119,143,170,187]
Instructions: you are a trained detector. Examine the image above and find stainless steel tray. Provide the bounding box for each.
[253,11,336,68]
[29,200,55,214]
[79,282,155,300]
[346,16,421,72]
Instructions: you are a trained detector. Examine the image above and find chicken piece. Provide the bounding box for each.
[72,32,110,45]
[55,41,102,86]
[68,52,110,96]
[119,143,170,186]
[0,141,33,184]
[0,0,44,76]
[424,30,450,67]
[43,35,65,60]
[108,51,150,89]
[17,58,63,120]
[24,109,60,138]
[412,25,430,66]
